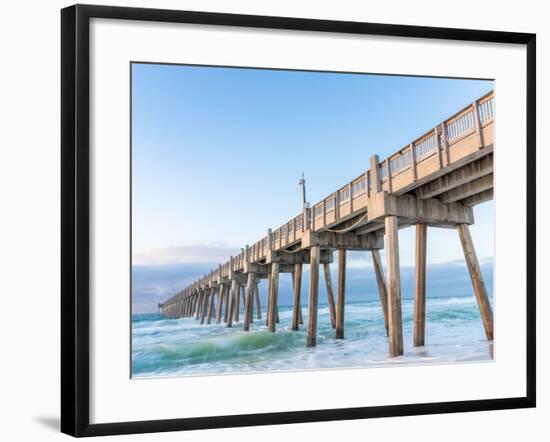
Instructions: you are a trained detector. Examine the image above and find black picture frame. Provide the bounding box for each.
[61,4,536,437]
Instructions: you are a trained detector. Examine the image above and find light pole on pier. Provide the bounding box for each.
[299,172,307,210]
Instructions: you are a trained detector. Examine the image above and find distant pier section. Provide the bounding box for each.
[161,91,495,357]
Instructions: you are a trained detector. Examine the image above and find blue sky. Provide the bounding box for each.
[131,63,494,313]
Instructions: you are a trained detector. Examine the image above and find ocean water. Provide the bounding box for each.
[132,294,493,378]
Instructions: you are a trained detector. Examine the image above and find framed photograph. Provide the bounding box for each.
[61,4,536,437]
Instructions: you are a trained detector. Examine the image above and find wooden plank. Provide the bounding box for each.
[438,174,493,204]
[306,245,320,347]
[371,249,389,336]
[291,263,303,331]
[462,188,493,207]
[457,224,494,341]
[414,155,493,200]
[385,215,404,357]
[243,272,255,331]
[323,263,336,329]
[413,223,427,347]
[268,262,280,332]
[335,249,346,339]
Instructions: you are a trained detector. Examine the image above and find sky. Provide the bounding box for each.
[131,63,494,313]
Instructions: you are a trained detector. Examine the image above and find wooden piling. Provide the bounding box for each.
[249,280,255,324]
[223,285,230,323]
[266,272,272,327]
[268,262,280,332]
[306,245,320,347]
[195,293,200,320]
[206,287,215,325]
[385,215,404,357]
[216,284,224,323]
[241,285,246,310]
[254,281,262,320]
[323,263,337,329]
[413,223,427,347]
[200,289,209,325]
[234,283,241,323]
[336,249,346,339]
[371,249,389,336]
[457,224,494,341]
[194,294,200,320]
[195,292,201,320]
[227,280,237,327]
[243,272,255,331]
[291,263,303,331]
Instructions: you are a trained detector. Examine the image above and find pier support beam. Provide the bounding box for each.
[323,263,337,329]
[223,285,230,323]
[457,224,494,341]
[336,249,346,339]
[371,249,389,336]
[266,272,272,327]
[216,285,224,323]
[195,294,200,319]
[414,224,427,346]
[227,280,237,327]
[241,285,246,317]
[291,263,303,331]
[385,215,404,357]
[254,281,262,320]
[200,289,209,325]
[206,288,215,324]
[268,263,280,332]
[306,245,320,347]
[233,283,241,323]
[243,272,255,331]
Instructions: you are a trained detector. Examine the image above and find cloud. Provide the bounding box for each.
[133,245,241,266]
[132,262,216,313]
[132,256,494,313]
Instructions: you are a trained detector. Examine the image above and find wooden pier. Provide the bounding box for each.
[160,91,495,357]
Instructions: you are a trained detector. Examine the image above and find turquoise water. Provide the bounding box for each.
[132,294,493,378]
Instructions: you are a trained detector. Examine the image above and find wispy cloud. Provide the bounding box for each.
[133,245,241,266]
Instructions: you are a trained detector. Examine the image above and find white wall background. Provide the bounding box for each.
[0,0,546,440]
